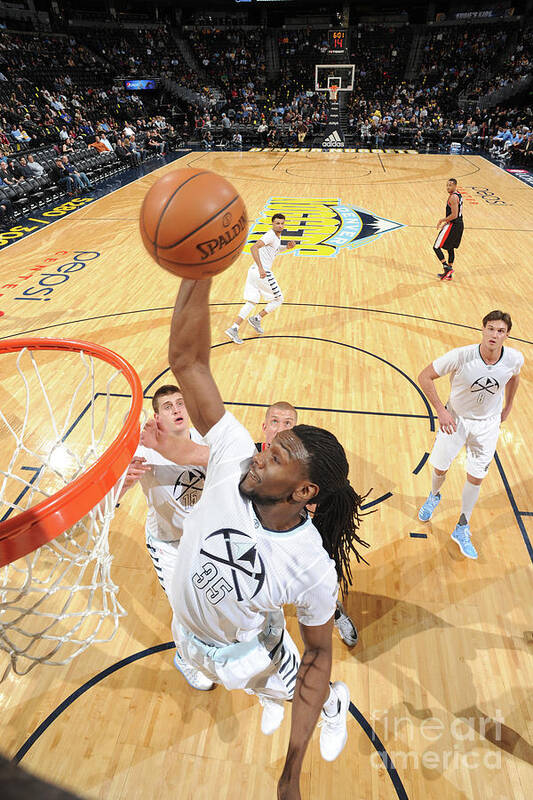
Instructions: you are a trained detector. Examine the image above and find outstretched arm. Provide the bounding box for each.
[168,279,225,437]
[278,617,334,800]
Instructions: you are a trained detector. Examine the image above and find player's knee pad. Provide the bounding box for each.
[239,301,256,319]
[265,295,283,313]
[447,249,455,264]
[433,245,444,261]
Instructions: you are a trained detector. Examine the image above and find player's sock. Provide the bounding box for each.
[431,469,446,495]
[460,481,481,523]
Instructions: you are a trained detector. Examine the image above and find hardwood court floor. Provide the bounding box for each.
[0,151,532,800]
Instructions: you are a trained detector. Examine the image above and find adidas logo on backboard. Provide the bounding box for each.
[322,130,344,148]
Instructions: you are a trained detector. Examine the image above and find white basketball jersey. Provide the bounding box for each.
[136,428,205,543]
[170,413,338,647]
[258,228,281,272]
[433,344,523,419]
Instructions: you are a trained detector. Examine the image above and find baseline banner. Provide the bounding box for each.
[321,126,345,148]
[505,168,533,188]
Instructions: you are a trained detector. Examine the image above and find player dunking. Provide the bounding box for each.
[256,401,360,648]
[433,178,464,281]
[417,311,523,559]
[225,213,295,344]
[167,278,370,799]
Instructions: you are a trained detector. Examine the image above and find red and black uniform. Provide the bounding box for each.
[434,191,464,262]
[433,192,464,250]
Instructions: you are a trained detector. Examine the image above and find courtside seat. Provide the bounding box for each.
[37,175,55,203]
[25,178,45,206]
[10,183,30,215]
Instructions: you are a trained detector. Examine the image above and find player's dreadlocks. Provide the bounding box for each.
[293,424,371,598]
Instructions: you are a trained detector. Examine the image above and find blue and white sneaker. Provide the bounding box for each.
[451,524,478,560]
[174,651,214,691]
[418,492,441,522]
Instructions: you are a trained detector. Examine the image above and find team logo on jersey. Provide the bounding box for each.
[199,528,266,601]
[471,376,500,403]
[174,468,205,509]
[244,197,403,258]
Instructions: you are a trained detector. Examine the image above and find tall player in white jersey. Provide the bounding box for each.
[417,310,523,559]
[256,401,360,648]
[167,277,369,800]
[120,384,213,690]
[225,213,295,344]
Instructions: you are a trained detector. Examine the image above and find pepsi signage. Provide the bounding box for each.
[124,79,156,91]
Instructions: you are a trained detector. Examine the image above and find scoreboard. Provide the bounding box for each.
[328,30,347,54]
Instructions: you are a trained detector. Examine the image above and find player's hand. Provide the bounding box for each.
[286,240,296,250]
[123,457,151,487]
[259,270,267,279]
[437,219,444,228]
[140,418,162,449]
[438,408,457,435]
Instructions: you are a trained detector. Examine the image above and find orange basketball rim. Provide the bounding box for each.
[0,338,143,566]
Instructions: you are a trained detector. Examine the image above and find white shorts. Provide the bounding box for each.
[172,614,301,701]
[429,413,501,479]
[146,534,180,598]
[243,264,283,305]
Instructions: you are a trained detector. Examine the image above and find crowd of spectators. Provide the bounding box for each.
[0,117,178,224]
[342,22,531,154]
[278,28,331,93]
[463,26,532,103]
[178,21,530,158]
[187,27,267,95]
[194,90,330,150]
[418,24,515,112]
[71,26,184,81]
[0,18,531,227]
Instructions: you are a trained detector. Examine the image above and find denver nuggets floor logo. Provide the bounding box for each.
[244,197,404,258]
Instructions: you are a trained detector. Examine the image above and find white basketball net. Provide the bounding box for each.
[0,347,135,680]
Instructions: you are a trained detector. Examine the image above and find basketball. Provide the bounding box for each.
[139,167,248,279]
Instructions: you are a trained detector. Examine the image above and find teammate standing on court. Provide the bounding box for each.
[256,401,359,648]
[433,178,464,281]
[167,277,370,798]
[417,311,523,559]
[225,213,295,344]
[120,384,213,690]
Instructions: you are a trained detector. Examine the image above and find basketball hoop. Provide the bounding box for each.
[329,85,339,102]
[0,338,143,679]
